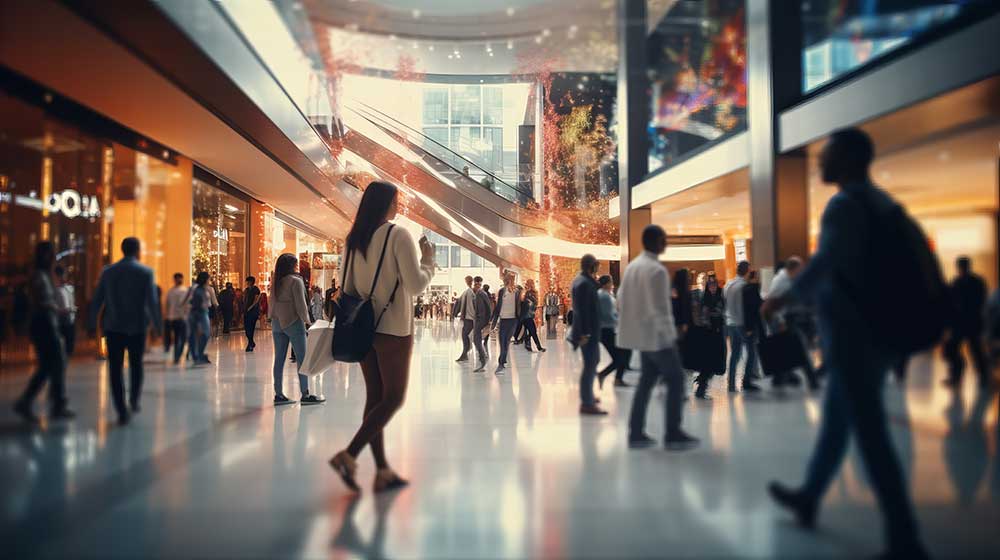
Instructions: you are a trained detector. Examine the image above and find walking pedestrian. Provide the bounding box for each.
[724,261,762,393]
[692,276,726,399]
[53,265,76,356]
[490,272,522,374]
[243,276,261,352]
[219,282,235,334]
[763,127,929,559]
[454,275,476,362]
[617,226,698,449]
[186,272,213,366]
[328,181,435,493]
[521,279,545,352]
[13,242,74,424]
[942,256,990,389]
[570,254,605,415]
[164,273,189,364]
[596,275,629,388]
[87,237,161,425]
[269,253,325,406]
[471,276,493,372]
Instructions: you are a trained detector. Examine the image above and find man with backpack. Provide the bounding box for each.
[762,128,935,559]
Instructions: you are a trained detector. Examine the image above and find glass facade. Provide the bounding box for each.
[0,90,188,364]
[421,84,506,176]
[646,0,747,174]
[802,0,1000,92]
[191,178,247,289]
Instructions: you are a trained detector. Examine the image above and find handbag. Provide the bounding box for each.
[758,329,810,377]
[301,320,336,376]
[332,225,400,363]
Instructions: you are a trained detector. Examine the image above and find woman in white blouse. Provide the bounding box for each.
[269,253,325,406]
[328,181,435,493]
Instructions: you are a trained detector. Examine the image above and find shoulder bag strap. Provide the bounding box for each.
[368,224,395,300]
[371,224,400,330]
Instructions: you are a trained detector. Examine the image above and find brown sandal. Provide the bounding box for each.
[328,450,360,492]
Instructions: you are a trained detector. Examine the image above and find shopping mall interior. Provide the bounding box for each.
[1,1,999,558]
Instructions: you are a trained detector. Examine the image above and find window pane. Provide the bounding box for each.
[422,127,449,147]
[435,245,449,268]
[483,86,503,125]
[451,246,461,267]
[482,127,503,172]
[450,85,481,125]
[422,88,449,125]
[470,252,482,268]
[450,127,483,167]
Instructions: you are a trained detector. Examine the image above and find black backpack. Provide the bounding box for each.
[332,225,400,363]
[848,188,949,356]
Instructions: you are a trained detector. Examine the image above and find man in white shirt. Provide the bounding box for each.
[617,225,698,450]
[454,275,476,363]
[723,260,761,393]
[489,272,521,374]
[163,273,189,364]
[765,257,819,390]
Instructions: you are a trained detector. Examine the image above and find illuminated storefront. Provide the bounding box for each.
[0,87,192,365]
[191,171,248,289]
[257,211,338,293]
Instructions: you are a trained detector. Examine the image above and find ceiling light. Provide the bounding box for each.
[506,7,515,17]
[534,36,543,44]
[224,204,239,213]
[428,44,435,51]
[412,42,418,49]
[448,54,453,59]
[389,34,397,41]
[412,8,421,18]
[507,40,513,50]
[576,83,584,90]
[542,28,551,37]
[488,52,494,57]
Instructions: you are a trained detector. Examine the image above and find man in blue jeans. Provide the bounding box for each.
[762,128,927,559]
[723,260,761,393]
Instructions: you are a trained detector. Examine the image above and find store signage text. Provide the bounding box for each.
[213,227,230,242]
[1,189,102,219]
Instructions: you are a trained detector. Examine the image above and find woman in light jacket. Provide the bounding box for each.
[269,253,325,406]
[329,181,435,493]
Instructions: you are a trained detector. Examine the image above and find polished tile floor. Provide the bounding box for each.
[1,320,998,559]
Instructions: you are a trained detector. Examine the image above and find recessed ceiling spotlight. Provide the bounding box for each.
[456,52,461,59]
[507,40,513,49]
[412,8,421,19]
[489,52,494,57]
[412,42,418,49]
[428,44,435,51]
[542,28,551,37]
[448,54,453,59]
[534,35,543,44]
[506,7,515,17]
[389,34,397,41]
[576,83,584,90]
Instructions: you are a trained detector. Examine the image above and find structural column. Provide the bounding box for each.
[616,0,651,268]
[747,0,809,278]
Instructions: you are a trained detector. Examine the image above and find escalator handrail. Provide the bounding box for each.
[345,100,534,200]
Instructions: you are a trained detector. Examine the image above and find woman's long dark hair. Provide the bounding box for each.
[345,181,398,259]
[195,271,210,286]
[271,253,298,297]
[702,277,722,308]
[672,268,692,324]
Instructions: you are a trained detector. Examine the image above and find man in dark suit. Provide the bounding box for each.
[471,276,493,372]
[570,254,605,415]
[88,237,161,426]
[943,256,989,389]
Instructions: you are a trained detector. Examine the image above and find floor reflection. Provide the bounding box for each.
[0,324,997,558]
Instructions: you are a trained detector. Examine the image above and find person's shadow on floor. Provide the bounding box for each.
[330,490,402,560]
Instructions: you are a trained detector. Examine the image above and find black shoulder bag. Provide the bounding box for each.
[332,224,401,363]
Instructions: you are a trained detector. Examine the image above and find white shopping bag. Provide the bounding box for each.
[300,320,336,376]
